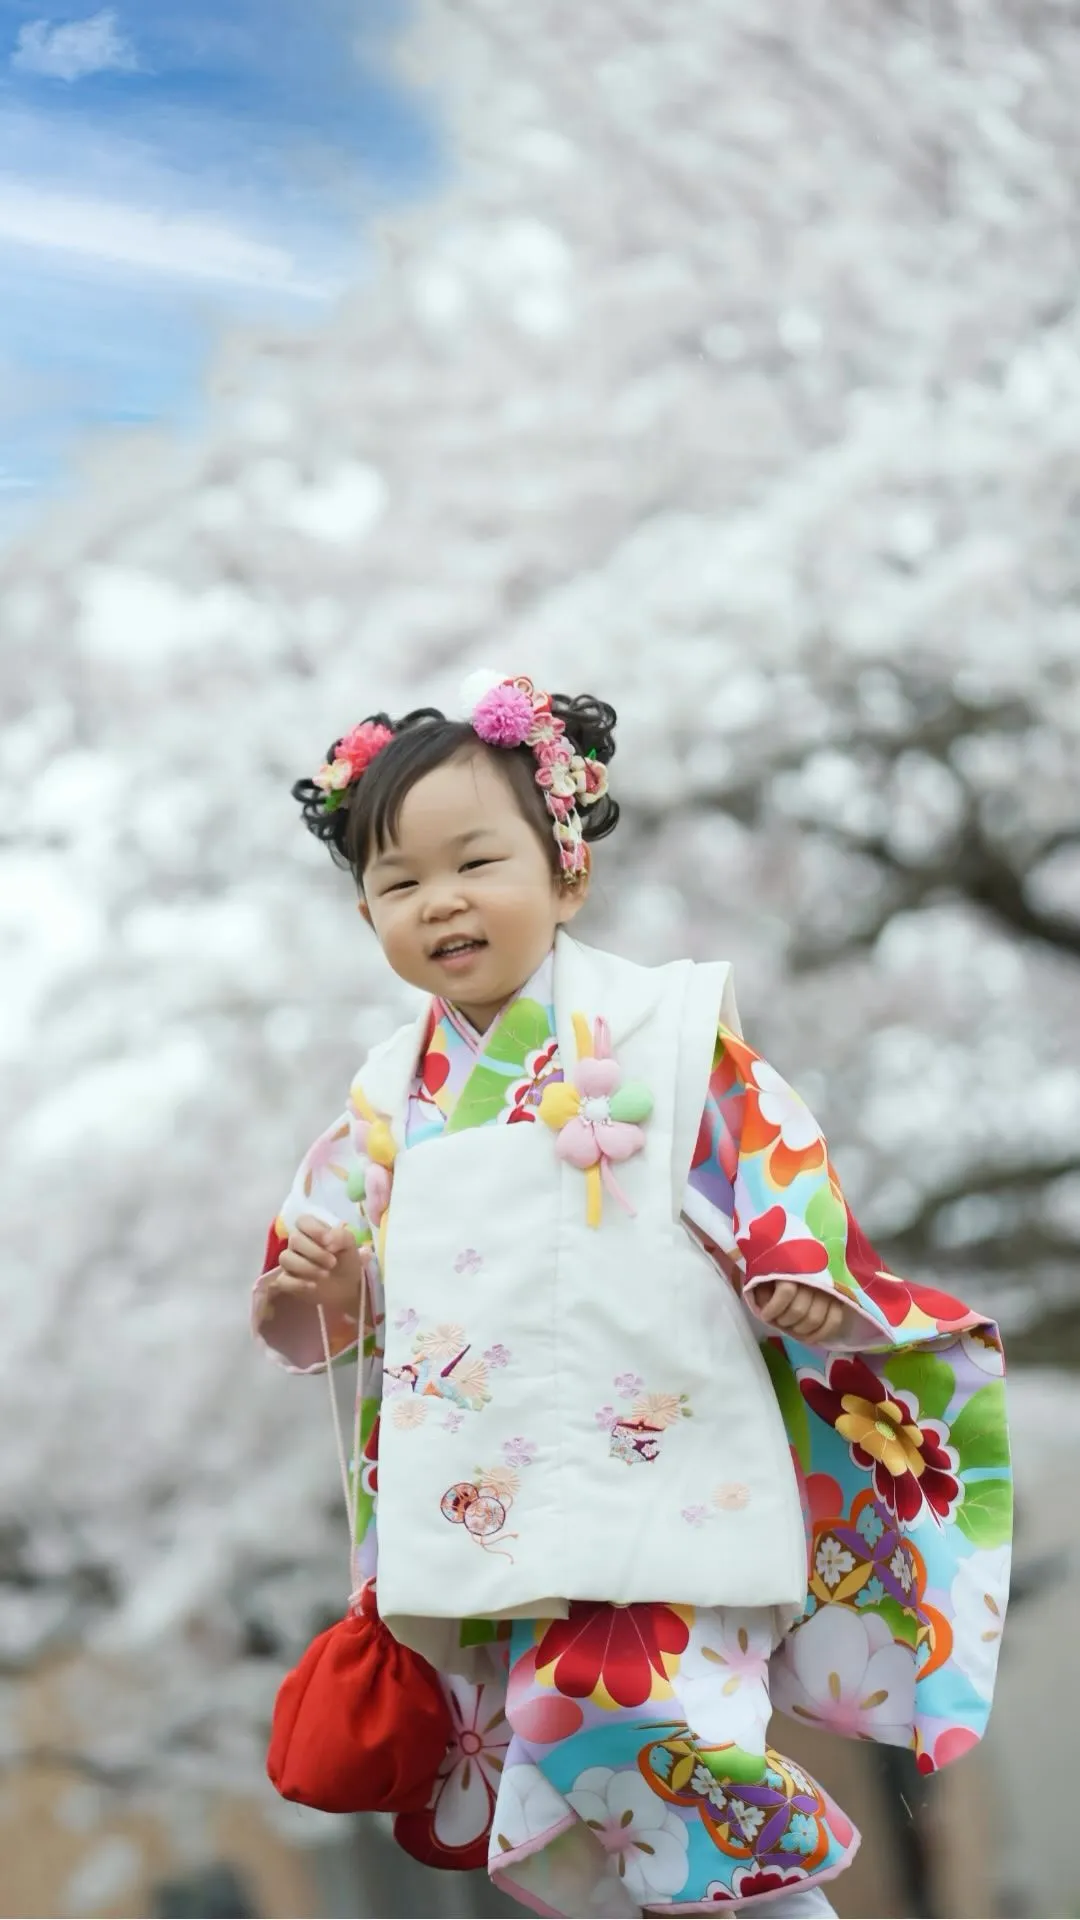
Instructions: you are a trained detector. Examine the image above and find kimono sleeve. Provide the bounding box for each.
[699,1027,1012,1770]
[253,1110,371,1375]
[683,1026,884,1349]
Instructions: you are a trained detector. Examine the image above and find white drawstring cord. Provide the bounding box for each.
[317,1264,369,1560]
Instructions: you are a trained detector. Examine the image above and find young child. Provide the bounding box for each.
[254,673,1012,1919]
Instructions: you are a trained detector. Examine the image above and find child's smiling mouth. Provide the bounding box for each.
[429,935,489,970]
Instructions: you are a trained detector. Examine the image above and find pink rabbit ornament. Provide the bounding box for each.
[539,1014,654,1227]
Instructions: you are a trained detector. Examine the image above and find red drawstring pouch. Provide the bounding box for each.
[265,1276,451,1816]
[267,1582,451,1814]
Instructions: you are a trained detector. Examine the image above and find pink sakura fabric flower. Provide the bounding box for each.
[539,1014,654,1227]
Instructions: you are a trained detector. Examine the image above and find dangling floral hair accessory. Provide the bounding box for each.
[313,721,394,811]
[460,669,608,880]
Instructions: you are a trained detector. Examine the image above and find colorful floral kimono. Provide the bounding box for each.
[255,952,1011,1916]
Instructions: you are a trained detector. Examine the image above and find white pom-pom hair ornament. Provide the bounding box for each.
[457,668,510,720]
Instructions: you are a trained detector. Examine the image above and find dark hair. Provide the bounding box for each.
[292,694,619,887]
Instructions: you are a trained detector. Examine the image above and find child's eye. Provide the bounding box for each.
[384,879,416,894]
[460,858,496,871]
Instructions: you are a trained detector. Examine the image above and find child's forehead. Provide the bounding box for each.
[389,754,513,845]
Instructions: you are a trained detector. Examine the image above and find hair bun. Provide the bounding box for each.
[291,711,399,871]
[550,691,619,843]
[551,693,617,765]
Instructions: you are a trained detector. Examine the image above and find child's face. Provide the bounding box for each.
[361,751,586,1031]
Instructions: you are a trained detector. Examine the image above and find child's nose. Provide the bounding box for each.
[420,882,468,920]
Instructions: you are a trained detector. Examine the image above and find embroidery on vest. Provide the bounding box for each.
[596,1375,693,1465]
[682,1484,752,1527]
[440,1441,537,1562]
[538,1012,654,1227]
[384,1319,495,1425]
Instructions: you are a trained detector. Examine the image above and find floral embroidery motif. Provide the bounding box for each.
[597,1375,692,1466]
[681,1484,751,1526]
[441,1451,536,1559]
[454,1247,483,1274]
[392,1400,426,1431]
[539,1013,653,1227]
[385,1318,493,1422]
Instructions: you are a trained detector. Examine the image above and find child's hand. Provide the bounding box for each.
[753,1280,847,1346]
[264,1214,369,1324]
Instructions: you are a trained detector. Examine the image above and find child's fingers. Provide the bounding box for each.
[278,1246,326,1287]
[287,1226,336,1272]
[756,1281,796,1325]
[802,1292,836,1332]
[272,1266,318,1296]
[818,1300,848,1344]
[780,1290,846,1345]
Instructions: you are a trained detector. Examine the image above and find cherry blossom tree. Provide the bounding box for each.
[0,0,1076,1891]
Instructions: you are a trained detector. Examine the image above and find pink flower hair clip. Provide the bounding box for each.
[313,720,394,812]
[459,669,608,880]
[539,1014,654,1227]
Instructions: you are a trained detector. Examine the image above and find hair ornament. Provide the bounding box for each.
[313,720,394,811]
[460,668,608,880]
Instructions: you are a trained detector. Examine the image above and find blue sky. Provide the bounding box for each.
[0,0,435,531]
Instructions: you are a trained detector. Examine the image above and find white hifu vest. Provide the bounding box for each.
[353,933,806,1671]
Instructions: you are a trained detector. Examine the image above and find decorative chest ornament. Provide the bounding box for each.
[539,1013,654,1226]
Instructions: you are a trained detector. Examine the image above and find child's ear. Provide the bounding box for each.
[357,899,372,926]
[554,852,590,925]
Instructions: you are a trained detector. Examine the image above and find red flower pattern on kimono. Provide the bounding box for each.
[799,1355,961,1523]
[534,1601,690,1708]
[737,1205,830,1284]
[838,1191,976,1329]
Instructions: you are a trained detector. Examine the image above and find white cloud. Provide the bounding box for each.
[0,176,328,293]
[11,8,137,82]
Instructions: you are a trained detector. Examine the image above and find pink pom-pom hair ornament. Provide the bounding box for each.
[471,682,535,748]
[313,721,394,812]
[459,669,608,881]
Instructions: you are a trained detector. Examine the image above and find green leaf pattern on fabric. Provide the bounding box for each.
[803,1180,857,1296]
[761,1337,812,1475]
[446,997,550,1134]
[955,1477,1013,1548]
[948,1381,1010,1471]
[884,1352,956,1425]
